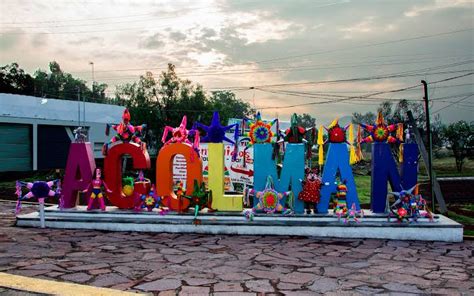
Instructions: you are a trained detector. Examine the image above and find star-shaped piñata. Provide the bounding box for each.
[253,176,292,214]
[195,111,239,144]
[360,112,402,143]
[243,112,277,150]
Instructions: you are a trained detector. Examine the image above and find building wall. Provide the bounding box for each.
[38,125,71,170]
[0,123,32,171]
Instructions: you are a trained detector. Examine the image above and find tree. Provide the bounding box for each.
[1,61,111,104]
[115,64,254,153]
[0,63,35,95]
[296,113,316,128]
[210,91,255,124]
[442,120,474,172]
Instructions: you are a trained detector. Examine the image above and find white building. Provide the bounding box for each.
[0,93,124,172]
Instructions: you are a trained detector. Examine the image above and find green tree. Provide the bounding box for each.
[115,64,254,152]
[295,113,316,128]
[210,90,255,124]
[442,120,474,172]
[0,63,35,95]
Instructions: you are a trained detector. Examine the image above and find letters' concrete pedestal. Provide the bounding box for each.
[16,206,463,242]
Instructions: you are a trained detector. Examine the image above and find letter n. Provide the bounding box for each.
[371,143,418,213]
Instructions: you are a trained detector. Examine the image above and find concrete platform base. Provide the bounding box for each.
[16,206,463,242]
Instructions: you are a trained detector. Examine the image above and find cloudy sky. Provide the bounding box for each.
[0,0,473,124]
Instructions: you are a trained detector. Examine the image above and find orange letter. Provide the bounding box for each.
[156,143,202,211]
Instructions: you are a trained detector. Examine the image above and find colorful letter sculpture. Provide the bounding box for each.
[254,143,305,213]
[298,167,322,214]
[104,142,151,209]
[252,176,292,214]
[371,143,418,213]
[62,142,96,208]
[103,108,146,155]
[317,119,360,213]
[196,112,243,211]
[156,143,202,211]
[83,168,111,211]
[208,143,243,211]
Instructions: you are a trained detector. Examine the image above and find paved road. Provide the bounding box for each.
[0,202,473,295]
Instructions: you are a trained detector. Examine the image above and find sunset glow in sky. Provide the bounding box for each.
[1,0,473,124]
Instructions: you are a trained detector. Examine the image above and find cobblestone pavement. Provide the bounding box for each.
[0,202,473,295]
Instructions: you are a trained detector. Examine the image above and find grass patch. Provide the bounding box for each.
[419,157,474,177]
[354,175,371,204]
[446,211,474,226]
[460,204,474,212]
[465,229,474,236]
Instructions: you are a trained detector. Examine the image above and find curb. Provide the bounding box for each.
[0,272,142,296]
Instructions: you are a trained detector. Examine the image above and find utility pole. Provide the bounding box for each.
[87,61,95,124]
[421,80,435,212]
[89,61,95,97]
[77,88,81,126]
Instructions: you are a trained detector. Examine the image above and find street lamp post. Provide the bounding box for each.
[87,61,95,124]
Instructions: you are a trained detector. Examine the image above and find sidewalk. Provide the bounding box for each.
[0,201,472,295]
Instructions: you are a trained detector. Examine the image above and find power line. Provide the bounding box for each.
[251,27,474,65]
[1,6,221,30]
[432,94,474,114]
[90,55,472,80]
[209,67,474,91]
[0,12,156,25]
[69,51,473,74]
[0,2,221,25]
[252,73,474,110]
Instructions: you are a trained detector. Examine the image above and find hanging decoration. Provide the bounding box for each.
[102,109,147,155]
[317,125,324,166]
[82,168,112,211]
[356,125,364,162]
